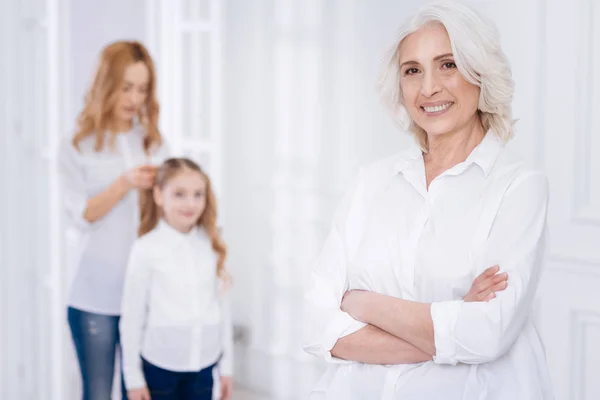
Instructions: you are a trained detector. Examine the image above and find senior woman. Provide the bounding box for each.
[303,1,553,399]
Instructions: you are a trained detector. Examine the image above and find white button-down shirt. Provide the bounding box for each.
[120,220,234,390]
[303,133,554,399]
[58,124,169,315]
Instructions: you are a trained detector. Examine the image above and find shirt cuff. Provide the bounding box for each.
[219,354,233,376]
[322,311,367,363]
[430,300,462,365]
[124,367,146,391]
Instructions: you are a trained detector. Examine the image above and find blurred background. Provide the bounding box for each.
[0,0,599,399]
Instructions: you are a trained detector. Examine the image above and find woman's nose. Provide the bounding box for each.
[420,71,441,97]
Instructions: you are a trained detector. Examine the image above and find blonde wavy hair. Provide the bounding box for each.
[72,40,162,152]
[139,158,228,279]
[378,1,515,151]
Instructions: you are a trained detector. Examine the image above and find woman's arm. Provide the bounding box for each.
[343,293,436,356]
[303,172,375,363]
[83,175,131,223]
[331,324,432,364]
[304,170,435,365]
[83,165,157,223]
[58,140,157,226]
[333,265,507,363]
[343,172,549,364]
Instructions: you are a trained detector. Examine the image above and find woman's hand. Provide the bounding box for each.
[220,376,233,400]
[128,387,151,400]
[463,265,508,302]
[341,289,372,322]
[219,270,233,293]
[123,164,158,190]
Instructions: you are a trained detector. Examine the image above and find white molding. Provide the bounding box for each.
[572,0,599,225]
[148,0,224,196]
[0,1,10,397]
[212,0,223,198]
[569,309,600,399]
[533,0,547,170]
[572,207,600,226]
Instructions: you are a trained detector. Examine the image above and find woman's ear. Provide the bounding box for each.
[153,185,163,207]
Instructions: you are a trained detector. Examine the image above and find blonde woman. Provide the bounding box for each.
[303,1,553,399]
[59,41,169,400]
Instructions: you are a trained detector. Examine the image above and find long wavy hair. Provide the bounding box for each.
[378,1,515,151]
[72,40,162,152]
[139,158,228,278]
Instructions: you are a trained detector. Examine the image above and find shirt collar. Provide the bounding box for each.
[392,141,423,177]
[157,219,200,241]
[462,131,503,177]
[393,131,503,178]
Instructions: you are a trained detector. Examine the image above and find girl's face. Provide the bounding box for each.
[154,168,207,233]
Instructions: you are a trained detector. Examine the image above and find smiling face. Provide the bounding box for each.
[153,167,208,233]
[398,22,481,139]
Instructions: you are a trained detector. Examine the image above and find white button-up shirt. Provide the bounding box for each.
[58,124,170,315]
[303,133,554,399]
[120,220,234,390]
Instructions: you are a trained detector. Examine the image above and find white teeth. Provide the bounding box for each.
[423,103,452,113]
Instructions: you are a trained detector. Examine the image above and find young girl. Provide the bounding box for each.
[59,40,169,400]
[120,158,234,400]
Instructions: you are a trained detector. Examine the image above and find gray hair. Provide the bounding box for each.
[378,0,515,151]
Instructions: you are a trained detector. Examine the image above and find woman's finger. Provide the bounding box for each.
[484,291,496,301]
[478,281,508,302]
[490,280,508,294]
[491,272,508,284]
[476,272,508,294]
[472,265,500,288]
[477,288,494,300]
[477,265,500,281]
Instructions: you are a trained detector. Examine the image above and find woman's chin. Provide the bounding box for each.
[420,125,453,138]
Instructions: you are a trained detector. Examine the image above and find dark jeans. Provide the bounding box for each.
[142,357,215,400]
[68,307,128,400]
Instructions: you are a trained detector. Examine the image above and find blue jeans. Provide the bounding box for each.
[142,358,215,400]
[68,307,128,400]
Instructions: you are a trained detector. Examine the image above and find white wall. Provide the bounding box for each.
[0,0,69,398]
[69,0,147,126]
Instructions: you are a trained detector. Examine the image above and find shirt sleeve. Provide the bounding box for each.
[218,290,234,376]
[57,139,93,231]
[430,171,550,365]
[302,171,368,363]
[119,240,152,390]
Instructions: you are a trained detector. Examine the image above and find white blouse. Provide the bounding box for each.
[303,133,554,399]
[120,220,234,390]
[58,124,169,315]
